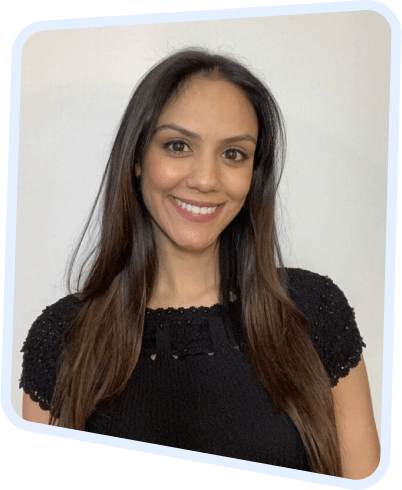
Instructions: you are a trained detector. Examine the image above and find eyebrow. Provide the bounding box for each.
[154,123,257,145]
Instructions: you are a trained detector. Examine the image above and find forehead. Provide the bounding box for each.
[157,77,258,136]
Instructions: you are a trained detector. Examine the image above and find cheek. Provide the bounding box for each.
[144,158,184,193]
[224,169,254,201]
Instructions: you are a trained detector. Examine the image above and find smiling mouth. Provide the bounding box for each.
[171,196,223,216]
[169,196,224,223]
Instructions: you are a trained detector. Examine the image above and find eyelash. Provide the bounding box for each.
[162,139,249,162]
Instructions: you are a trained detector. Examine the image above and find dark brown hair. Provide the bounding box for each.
[50,47,342,476]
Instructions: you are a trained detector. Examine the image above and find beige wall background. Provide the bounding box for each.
[12,11,390,437]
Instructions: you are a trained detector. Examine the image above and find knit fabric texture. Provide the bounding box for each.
[20,268,365,471]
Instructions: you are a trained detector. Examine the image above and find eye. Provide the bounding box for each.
[222,148,248,162]
[163,140,191,154]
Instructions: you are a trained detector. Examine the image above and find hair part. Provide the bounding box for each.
[51,47,342,476]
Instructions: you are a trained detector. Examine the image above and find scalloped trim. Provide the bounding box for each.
[145,302,224,316]
[329,342,365,387]
[145,297,239,316]
[21,384,51,412]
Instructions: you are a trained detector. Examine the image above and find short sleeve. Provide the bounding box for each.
[19,294,83,411]
[287,268,366,387]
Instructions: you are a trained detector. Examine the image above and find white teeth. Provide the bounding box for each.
[173,197,218,215]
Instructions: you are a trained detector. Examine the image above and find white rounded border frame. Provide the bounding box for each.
[3,1,399,488]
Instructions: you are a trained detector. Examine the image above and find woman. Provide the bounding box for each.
[20,48,380,478]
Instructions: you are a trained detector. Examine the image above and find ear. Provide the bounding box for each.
[134,162,141,177]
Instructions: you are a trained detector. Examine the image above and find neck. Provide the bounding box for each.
[149,241,220,309]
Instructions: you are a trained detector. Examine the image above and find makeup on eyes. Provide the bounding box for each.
[161,138,251,162]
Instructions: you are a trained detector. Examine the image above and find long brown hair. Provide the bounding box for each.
[50,48,342,476]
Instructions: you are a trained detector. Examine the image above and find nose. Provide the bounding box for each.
[186,151,221,193]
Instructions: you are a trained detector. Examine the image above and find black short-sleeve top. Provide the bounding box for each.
[20,268,365,471]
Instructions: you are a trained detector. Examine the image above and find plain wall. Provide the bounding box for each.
[12,10,390,437]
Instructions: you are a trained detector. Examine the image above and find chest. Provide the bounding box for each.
[85,348,311,471]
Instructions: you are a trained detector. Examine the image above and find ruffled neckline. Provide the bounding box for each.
[145,298,238,318]
[145,296,240,314]
[145,302,224,319]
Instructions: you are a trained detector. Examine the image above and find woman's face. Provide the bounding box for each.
[137,77,258,254]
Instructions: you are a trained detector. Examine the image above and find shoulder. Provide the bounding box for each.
[19,294,85,410]
[285,266,339,300]
[21,294,84,351]
[284,268,366,386]
[285,267,351,320]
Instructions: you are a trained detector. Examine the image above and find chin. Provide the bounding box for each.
[176,241,215,253]
[172,233,217,253]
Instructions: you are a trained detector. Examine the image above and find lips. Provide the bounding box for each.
[169,196,224,223]
[171,195,223,208]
